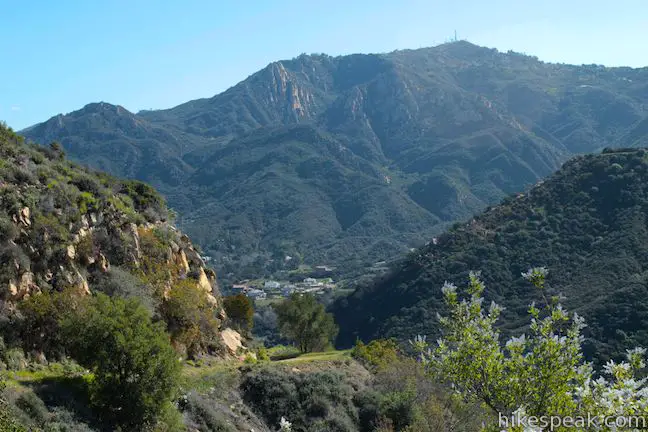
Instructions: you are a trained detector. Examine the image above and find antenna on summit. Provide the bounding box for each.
[454,30,458,42]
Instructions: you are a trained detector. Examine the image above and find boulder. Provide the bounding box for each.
[220,328,244,356]
[19,207,31,227]
[98,253,110,272]
[66,245,76,260]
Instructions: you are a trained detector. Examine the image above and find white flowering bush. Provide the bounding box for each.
[412,268,648,431]
[278,416,292,431]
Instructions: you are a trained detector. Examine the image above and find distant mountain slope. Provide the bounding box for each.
[334,148,648,364]
[22,42,648,280]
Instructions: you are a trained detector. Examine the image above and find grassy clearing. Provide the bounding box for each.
[4,362,88,387]
[253,297,284,308]
[180,361,240,393]
[274,349,352,364]
[179,349,353,396]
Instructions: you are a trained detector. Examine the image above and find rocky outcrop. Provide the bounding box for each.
[97,253,110,272]
[176,249,190,274]
[66,245,76,260]
[128,223,141,259]
[196,267,218,305]
[8,272,39,301]
[197,267,211,293]
[0,122,229,362]
[19,207,31,227]
[2,212,222,310]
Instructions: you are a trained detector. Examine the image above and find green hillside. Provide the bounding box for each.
[334,148,648,365]
[0,123,231,429]
[23,42,648,280]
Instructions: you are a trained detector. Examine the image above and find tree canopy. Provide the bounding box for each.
[223,293,255,335]
[273,293,338,353]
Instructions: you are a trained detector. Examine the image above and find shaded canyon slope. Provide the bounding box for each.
[334,148,648,365]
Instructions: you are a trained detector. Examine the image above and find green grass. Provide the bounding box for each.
[4,362,88,386]
[179,349,352,393]
[274,349,351,364]
[181,361,240,393]
[253,297,283,308]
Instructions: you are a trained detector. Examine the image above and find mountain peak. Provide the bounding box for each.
[22,42,648,284]
[77,101,133,116]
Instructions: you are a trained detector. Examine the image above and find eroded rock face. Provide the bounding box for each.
[176,249,190,274]
[57,266,91,296]
[196,267,219,306]
[0,125,228,362]
[2,203,225,355]
[8,272,39,301]
[98,253,110,272]
[197,267,211,292]
[129,223,141,259]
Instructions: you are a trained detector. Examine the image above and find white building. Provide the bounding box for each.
[264,281,281,289]
[247,289,267,300]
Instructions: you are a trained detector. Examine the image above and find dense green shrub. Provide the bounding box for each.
[0,219,18,243]
[182,392,236,432]
[91,267,157,312]
[137,228,169,263]
[0,404,27,432]
[351,339,399,371]
[0,374,27,432]
[0,243,30,282]
[15,392,48,427]
[63,294,181,430]
[76,192,97,215]
[256,346,270,362]
[70,173,104,198]
[18,288,92,360]
[48,142,65,160]
[2,349,27,371]
[120,180,167,221]
[241,367,359,432]
[252,304,283,346]
[160,280,221,358]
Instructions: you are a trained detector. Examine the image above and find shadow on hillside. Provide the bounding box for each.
[269,352,301,361]
[24,375,103,431]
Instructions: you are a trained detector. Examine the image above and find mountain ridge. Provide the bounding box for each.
[22,41,648,280]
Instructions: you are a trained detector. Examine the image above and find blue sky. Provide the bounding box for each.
[1,0,647,130]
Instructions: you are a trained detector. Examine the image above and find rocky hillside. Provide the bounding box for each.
[22,42,648,280]
[334,148,648,364]
[0,123,226,358]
